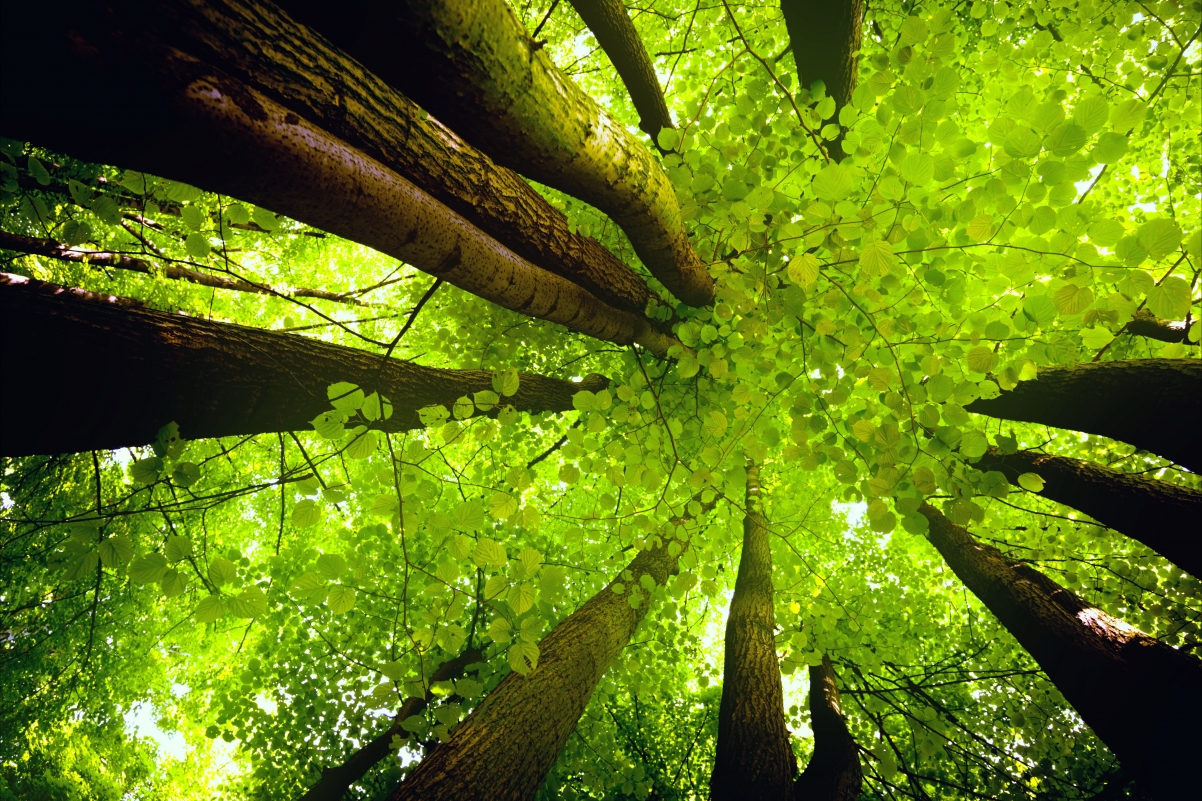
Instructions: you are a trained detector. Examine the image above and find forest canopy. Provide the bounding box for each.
[0,0,1199,800]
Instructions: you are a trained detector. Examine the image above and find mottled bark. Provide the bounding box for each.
[280,0,715,307]
[1126,309,1194,343]
[0,273,607,456]
[388,537,691,800]
[973,448,1202,578]
[711,465,796,800]
[299,648,482,801]
[0,3,675,354]
[0,230,373,306]
[965,360,1201,473]
[918,503,1202,799]
[795,656,862,801]
[567,0,674,141]
[780,0,863,112]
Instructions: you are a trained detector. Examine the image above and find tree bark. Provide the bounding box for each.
[711,465,797,800]
[0,273,608,456]
[964,360,1201,473]
[0,3,675,355]
[794,656,862,801]
[387,535,691,800]
[973,448,1202,578]
[1126,309,1194,343]
[299,647,482,801]
[780,0,863,112]
[279,0,715,308]
[917,503,1202,799]
[566,0,675,142]
[0,230,376,307]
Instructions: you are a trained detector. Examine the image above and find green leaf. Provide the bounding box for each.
[64,550,99,581]
[506,582,535,615]
[507,640,539,675]
[492,368,520,397]
[326,585,356,614]
[164,534,192,563]
[1003,127,1042,159]
[965,347,996,374]
[252,206,280,230]
[858,239,895,276]
[346,428,377,459]
[1072,96,1109,133]
[489,491,519,519]
[171,461,201,487]
[484,573,508,601]
[194,596,226,623]
[98,536,133,568]
[1091,132,1128,164]
[1053,284,1093,315]
[291,572,328,602]
[316,553,348,580]
[572,390,597,412]
[1146,277,1191,320]
[811,164,854,201]
[291,499,321,528]
[229,587,268,618]
[452,500,485,530]
[1017,472,1045,492]
[473,538,507,568]
[131,457,163,484]
[328,382,365,411]
[1108,98,1145,132]
[516,547,543,578]
[899,153,934,185]
[184,232,210,258]
[1087,219,1124,248]
[207,556,237,587]
[1044,123,1087,157]
[966,215,995,242]
[160,568,188,598]
[787,252,820,287]
[181,205,204,231]
[1137,219,1182,260]
[1023,295,1058,324]
[129,553,168,584]
[656,128,680,151]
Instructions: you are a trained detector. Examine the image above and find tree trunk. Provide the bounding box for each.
[1126,309,1194,343]
[299,647,482,801]
[917,503,1202,800]
[0,273,607,456]
[566,0,674,142]
[0,3,675,355]
[780,0,863,112]
[965,360,1201,473]
[279,0,715,308]
[973,448,1202,578]
[0,230,376,307]
[711,465,797,800]
[795,656,862,801]
[387,535,691,800]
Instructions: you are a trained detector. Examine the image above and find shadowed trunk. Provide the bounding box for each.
[299,648,482,801]
[0,0,675,353]
[1126,309,1194,343]
[795,656,862,801]
[917,503,1202,800]
[387,530,698,800]
[965,360,1201,472]
[280,0,715,307]
[973,448,1202,578]
[780,0,862,112]
[711,465,796,800]
[0,273,607,456]
[567,0,674,142]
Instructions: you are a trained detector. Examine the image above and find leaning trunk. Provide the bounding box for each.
[280,0,715,307]
[387,534,693,800]
[710,465,796,800]
[780,0,863,112]
[0,274,606,456]
[973,448,1202,578]
[917,503,1202,799]
[795,656,862,801]
[965,360,1201,472]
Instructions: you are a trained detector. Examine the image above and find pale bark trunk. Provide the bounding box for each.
[965,360,1201,472]
[795,656,862,801]
[0,273,607,456]
[280,0,715,307]
[918,503,1202,799]
[780,0,863,112]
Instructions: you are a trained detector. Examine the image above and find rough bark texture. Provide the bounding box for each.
[299,648,482,801]
[965,360,1201,473]
[711,465,797,800]
[1126,309,1194,343]
[0,273,608,456]
[918,503,1202,800]
[794,656,862,801]
[780,0,863,112]
[0,2,675,354]
[280,0,715,307]
[567,0,674,141]
[387,538,689,800]
[973,448,1202,578]
[0,230,373,306]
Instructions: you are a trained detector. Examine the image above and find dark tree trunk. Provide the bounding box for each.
[387,533,693,800]
[973,448,1202,578]
[780,0,863,112]
[965,360,1201,473]
[1126,309,1194,343]
[795,656,862,801]
[0,274,606,456]
[566,0,675,142]
[279,0,716,308]
[299,648,482,801]
[710,465,797,800]
[918,503,1202,800]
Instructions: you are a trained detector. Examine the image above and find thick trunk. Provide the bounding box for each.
[566,0,674,142]
[918,503,1202,799]
[973,448,1202,578]
[780,0,863,112]
[387,536,690,800]
[1126,309,1194,343]
[0,230,374,306]
[965,360,1201,473]
[0,3,674,355]
[711,465,796,800]
[299,648,482,801]
[794,656,862,801]
[0,273,607,456]
[280,0,715,307]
